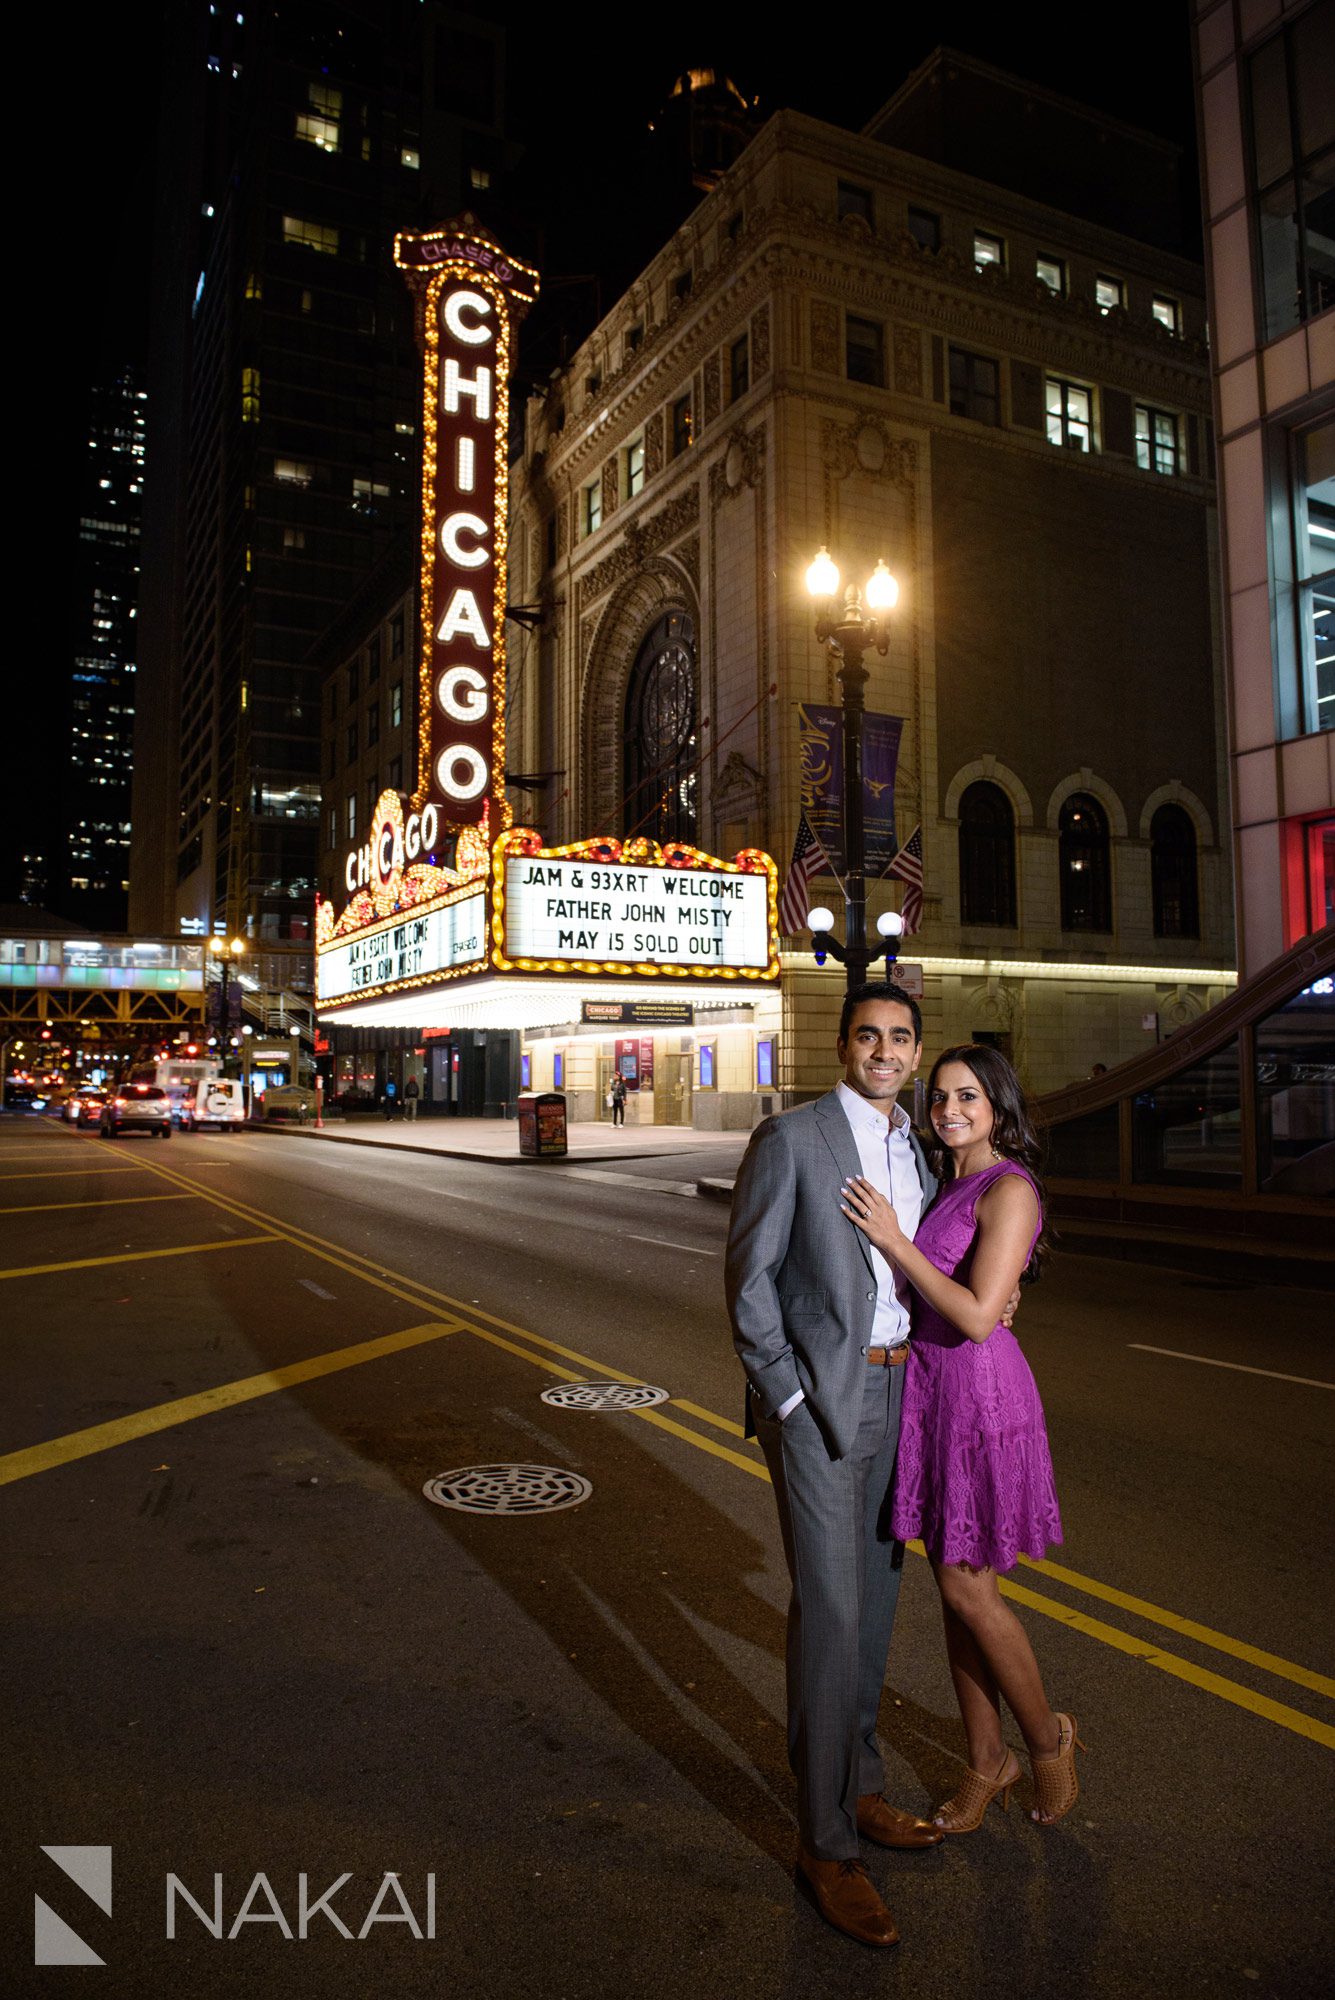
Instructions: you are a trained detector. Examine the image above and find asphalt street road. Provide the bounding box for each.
[2,1114,1332,2000]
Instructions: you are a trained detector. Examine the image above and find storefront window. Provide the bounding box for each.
[1255,981,1335,1195]
[698,1043,715,1088]
[1132,1040,1242,1188]
[757,1037,775,1089]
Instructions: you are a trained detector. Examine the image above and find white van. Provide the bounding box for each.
[179,1077,247,1132]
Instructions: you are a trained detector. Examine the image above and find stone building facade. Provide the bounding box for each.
[508,60,1236,1102]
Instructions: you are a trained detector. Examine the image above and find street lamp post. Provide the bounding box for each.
[803,548,900,991]
[208,936,246,1063]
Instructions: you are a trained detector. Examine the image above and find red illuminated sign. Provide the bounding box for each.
[394,221,538,835]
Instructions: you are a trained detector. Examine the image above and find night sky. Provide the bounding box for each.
[12,1,1200,912]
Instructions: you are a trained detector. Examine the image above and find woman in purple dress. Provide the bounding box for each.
[839,1044,1084,1834]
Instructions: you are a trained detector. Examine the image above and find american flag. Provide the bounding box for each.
[778,812,826,934]
[888,823,924,933]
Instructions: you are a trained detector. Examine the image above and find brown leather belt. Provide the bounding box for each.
[867,1346,909,1368]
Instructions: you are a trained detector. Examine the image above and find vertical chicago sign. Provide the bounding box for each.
[393,221,540,832]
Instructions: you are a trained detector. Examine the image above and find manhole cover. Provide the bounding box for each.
[540,1381,670,1412]
[422,1464,592,1514]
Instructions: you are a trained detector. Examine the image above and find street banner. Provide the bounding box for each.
[798,704,903,878]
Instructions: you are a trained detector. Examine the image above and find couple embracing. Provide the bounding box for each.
[725,983,1083,1948]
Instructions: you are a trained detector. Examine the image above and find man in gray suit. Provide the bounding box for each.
[725,982,942,1947]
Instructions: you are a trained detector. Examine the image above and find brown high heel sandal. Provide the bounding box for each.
[1030,1712,1087,1825]
[932,1749,1021,1834]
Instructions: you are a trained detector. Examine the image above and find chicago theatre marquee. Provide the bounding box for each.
[315,221,779,1126]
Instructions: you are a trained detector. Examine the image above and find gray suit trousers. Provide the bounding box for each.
[755,1361,906,1860]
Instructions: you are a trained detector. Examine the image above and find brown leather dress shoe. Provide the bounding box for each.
[796,1850,900,1947]
[857,1793,945,1848]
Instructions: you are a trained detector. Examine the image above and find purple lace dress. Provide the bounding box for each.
[890,1161,1062,1571]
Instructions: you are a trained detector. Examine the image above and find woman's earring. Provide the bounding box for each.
[991,1143,1001,1161]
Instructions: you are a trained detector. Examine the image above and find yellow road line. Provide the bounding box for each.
[999,1578,1335,1751]
[60,1132,1335,1747]
[0,1320,463,1486]
[1015,1554,1335,1702]
[0,1166,145,1181]
[0,1235,276,1281]
[0,1194,202,1218]
[672,1397,750,1440]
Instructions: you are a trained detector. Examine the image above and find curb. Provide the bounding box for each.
[250,1121,722,1172]
[696,1177,736,1203]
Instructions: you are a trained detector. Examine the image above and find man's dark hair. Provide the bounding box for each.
[837,981,922,1049]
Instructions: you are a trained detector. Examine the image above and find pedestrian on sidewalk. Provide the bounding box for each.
[404,1074,421,1122]
[609,1074,627,1127]
[382,1080,397,1121]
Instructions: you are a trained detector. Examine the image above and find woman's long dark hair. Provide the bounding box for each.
[926,1044,1050,1273]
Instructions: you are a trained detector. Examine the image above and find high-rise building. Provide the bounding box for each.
[62,369,146,931]
[130,0,513,945]
[1192,0,1333,974]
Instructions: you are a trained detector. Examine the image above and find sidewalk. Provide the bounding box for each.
[256,1113,748,1177]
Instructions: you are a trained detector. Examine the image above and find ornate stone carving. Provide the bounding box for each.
[709,421,767,508]
[675,534,699,591]
[810,299,840,375]
[556,499,569,560]
[893,323,922,397]
[703,351,721,429]
[820,415,916,490]
[601,457,618,521]
[751,302,771,377]
[644,408,664,480]
[576,485,701,613]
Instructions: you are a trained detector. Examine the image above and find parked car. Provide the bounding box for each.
[178,1078,247,1131]
[66,1088,109,1125]
[100,1084,173,1139]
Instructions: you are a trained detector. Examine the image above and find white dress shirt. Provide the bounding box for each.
[776,1083,925,1420]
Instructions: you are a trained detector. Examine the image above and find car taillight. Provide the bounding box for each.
[112,1098,126,1109]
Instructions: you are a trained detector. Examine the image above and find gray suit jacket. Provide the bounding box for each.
[725,1090,937,1461]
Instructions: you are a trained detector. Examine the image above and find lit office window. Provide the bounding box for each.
[345,793,356,839]
[1151,295,1181,333]
[241,367,260,423]
[469,166,491,190]
[401,148,420,170]
[1135,405,1180,476]
[295,111,339,151]
[625,437,646,497]
[1295,417,1335,733]
[1046,377,1092,451]
[274,459,314,485]
[1036,254,1065,294]
[391,680,403,728]
[973,230,1005,271]
[1095,274,1125,313]
[584,481,602,535]
[282,215,339,255]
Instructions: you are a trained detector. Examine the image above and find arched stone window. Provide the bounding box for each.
[958,780,1017,926]
[623,610,698,842]
[1150,803,1200,938]
[1059,792,1112,931]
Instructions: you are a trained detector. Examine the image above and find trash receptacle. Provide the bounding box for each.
[518,1090,568,1158]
